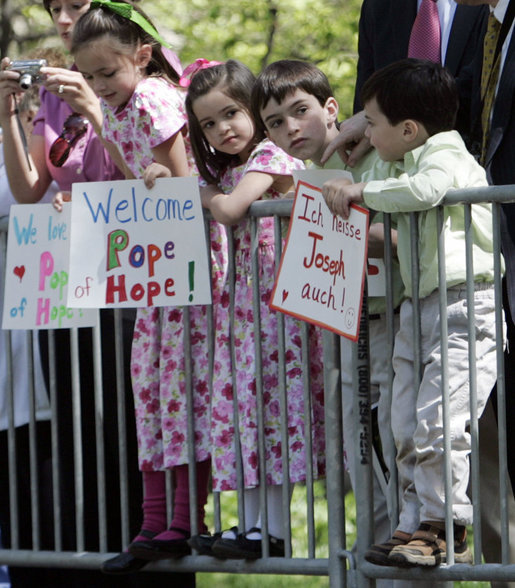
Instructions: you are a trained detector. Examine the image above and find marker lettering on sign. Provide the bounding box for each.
[13,214,37,245]
[297,192,324,227]
[332,215,361,240]
[48,216,67,241]
[82,187,195,224]
[301,282,337,310]
[303,231,345,286]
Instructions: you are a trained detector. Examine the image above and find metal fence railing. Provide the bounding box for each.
[0,186,514,587]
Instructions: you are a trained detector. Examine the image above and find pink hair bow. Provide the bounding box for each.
[179,58,224,87]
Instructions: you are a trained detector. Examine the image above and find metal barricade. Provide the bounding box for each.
[0,186,514,586]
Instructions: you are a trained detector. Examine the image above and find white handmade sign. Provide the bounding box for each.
[293,169,386,297]
[67,177,212,308]
[270,181,369,341]
[2,204,98,329]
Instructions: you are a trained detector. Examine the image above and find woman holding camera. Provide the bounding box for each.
[0,0,128,201]
[0,2,191,587]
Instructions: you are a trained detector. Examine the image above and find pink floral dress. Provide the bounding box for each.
[103,76,227,470]
[210,140,326,491]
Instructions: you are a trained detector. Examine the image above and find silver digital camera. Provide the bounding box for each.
[7,59,47,90]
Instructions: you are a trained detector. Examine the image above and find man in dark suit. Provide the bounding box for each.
[456,0,515,508]
[323,0,488,166]
[354,0,487,134]
[322,1,515,583]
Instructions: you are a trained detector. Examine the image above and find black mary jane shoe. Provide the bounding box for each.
[128,526,191,561]
[187,531,223,556]
[212,527,285,560]
[101,551,149,574]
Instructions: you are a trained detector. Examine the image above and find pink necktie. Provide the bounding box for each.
[408,0,441,63]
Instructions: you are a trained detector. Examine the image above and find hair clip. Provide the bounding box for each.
[90,0,171,48]
[178,58,224,88]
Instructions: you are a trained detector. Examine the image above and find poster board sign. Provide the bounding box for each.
[293,169,386,297]
[270,180,369,341]
[2,204,98,330]
[67,177,212,308]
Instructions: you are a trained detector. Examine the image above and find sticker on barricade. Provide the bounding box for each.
[270,180,368,341]
[67,177,212,308]
[2,204,98,329]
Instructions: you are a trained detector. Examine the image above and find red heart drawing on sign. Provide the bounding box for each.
[13,266,25,281]
[367,262,379,276]
[282,290,289,303]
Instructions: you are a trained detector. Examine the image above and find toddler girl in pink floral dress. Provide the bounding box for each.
[185,59,325,559]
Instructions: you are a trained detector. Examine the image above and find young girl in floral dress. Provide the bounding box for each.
[185,59,325,559]
[69,1,227,569]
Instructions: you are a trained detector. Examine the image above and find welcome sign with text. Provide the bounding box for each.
[270,181,369,341]
[2,204,98,330]
[67,177,212,309]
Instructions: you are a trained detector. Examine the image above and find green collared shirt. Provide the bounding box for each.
[362,130,498,298]
[314,149,405,314]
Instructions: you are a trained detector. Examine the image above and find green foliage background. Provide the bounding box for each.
[3,0,362,119]
[144,0,360,118]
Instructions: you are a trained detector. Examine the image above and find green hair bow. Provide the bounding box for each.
[90,0,171,48]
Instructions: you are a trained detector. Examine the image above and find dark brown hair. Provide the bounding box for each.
[70,1,180,84]
[251,59,334,134]
[185,60,264,184]
[361,58,458,136]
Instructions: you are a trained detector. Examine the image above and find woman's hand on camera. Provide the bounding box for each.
[41,66,103,130]
[0,58,24,121]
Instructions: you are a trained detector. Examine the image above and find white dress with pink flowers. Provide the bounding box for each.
[103,76,227,470]
[210,140,326,491]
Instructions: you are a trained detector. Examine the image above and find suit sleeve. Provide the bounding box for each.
[353,0,375,113]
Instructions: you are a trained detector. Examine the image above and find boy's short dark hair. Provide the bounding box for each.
[251,59,333,131]
[360,58,458,136]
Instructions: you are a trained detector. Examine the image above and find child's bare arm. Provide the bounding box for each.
[200,171,275,225]
[142,162,172,189]
[322,178,366,219]
[368,222,398,257]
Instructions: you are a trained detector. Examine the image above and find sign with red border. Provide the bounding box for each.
[270,181,369,341]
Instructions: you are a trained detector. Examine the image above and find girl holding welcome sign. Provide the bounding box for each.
[68,0,227,571]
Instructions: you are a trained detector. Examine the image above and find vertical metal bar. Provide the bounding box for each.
[464,204,482,564]
[92,316,107,551]
[273,214,292,557]
[324,329,348,588]
[70,327,85,551]
[5,328,18,549]
[409,213,422,385]
[382,213,398,528]
[26,331,40,550]
[353,294,373,588]
[46,329,62,551]
[113,308,130,548]
[183,305,199,538]
[226,226,246,530]
[436,206,454,562]
[301,321,316,558]
[250,216,269,557]
[47,330,62,551]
